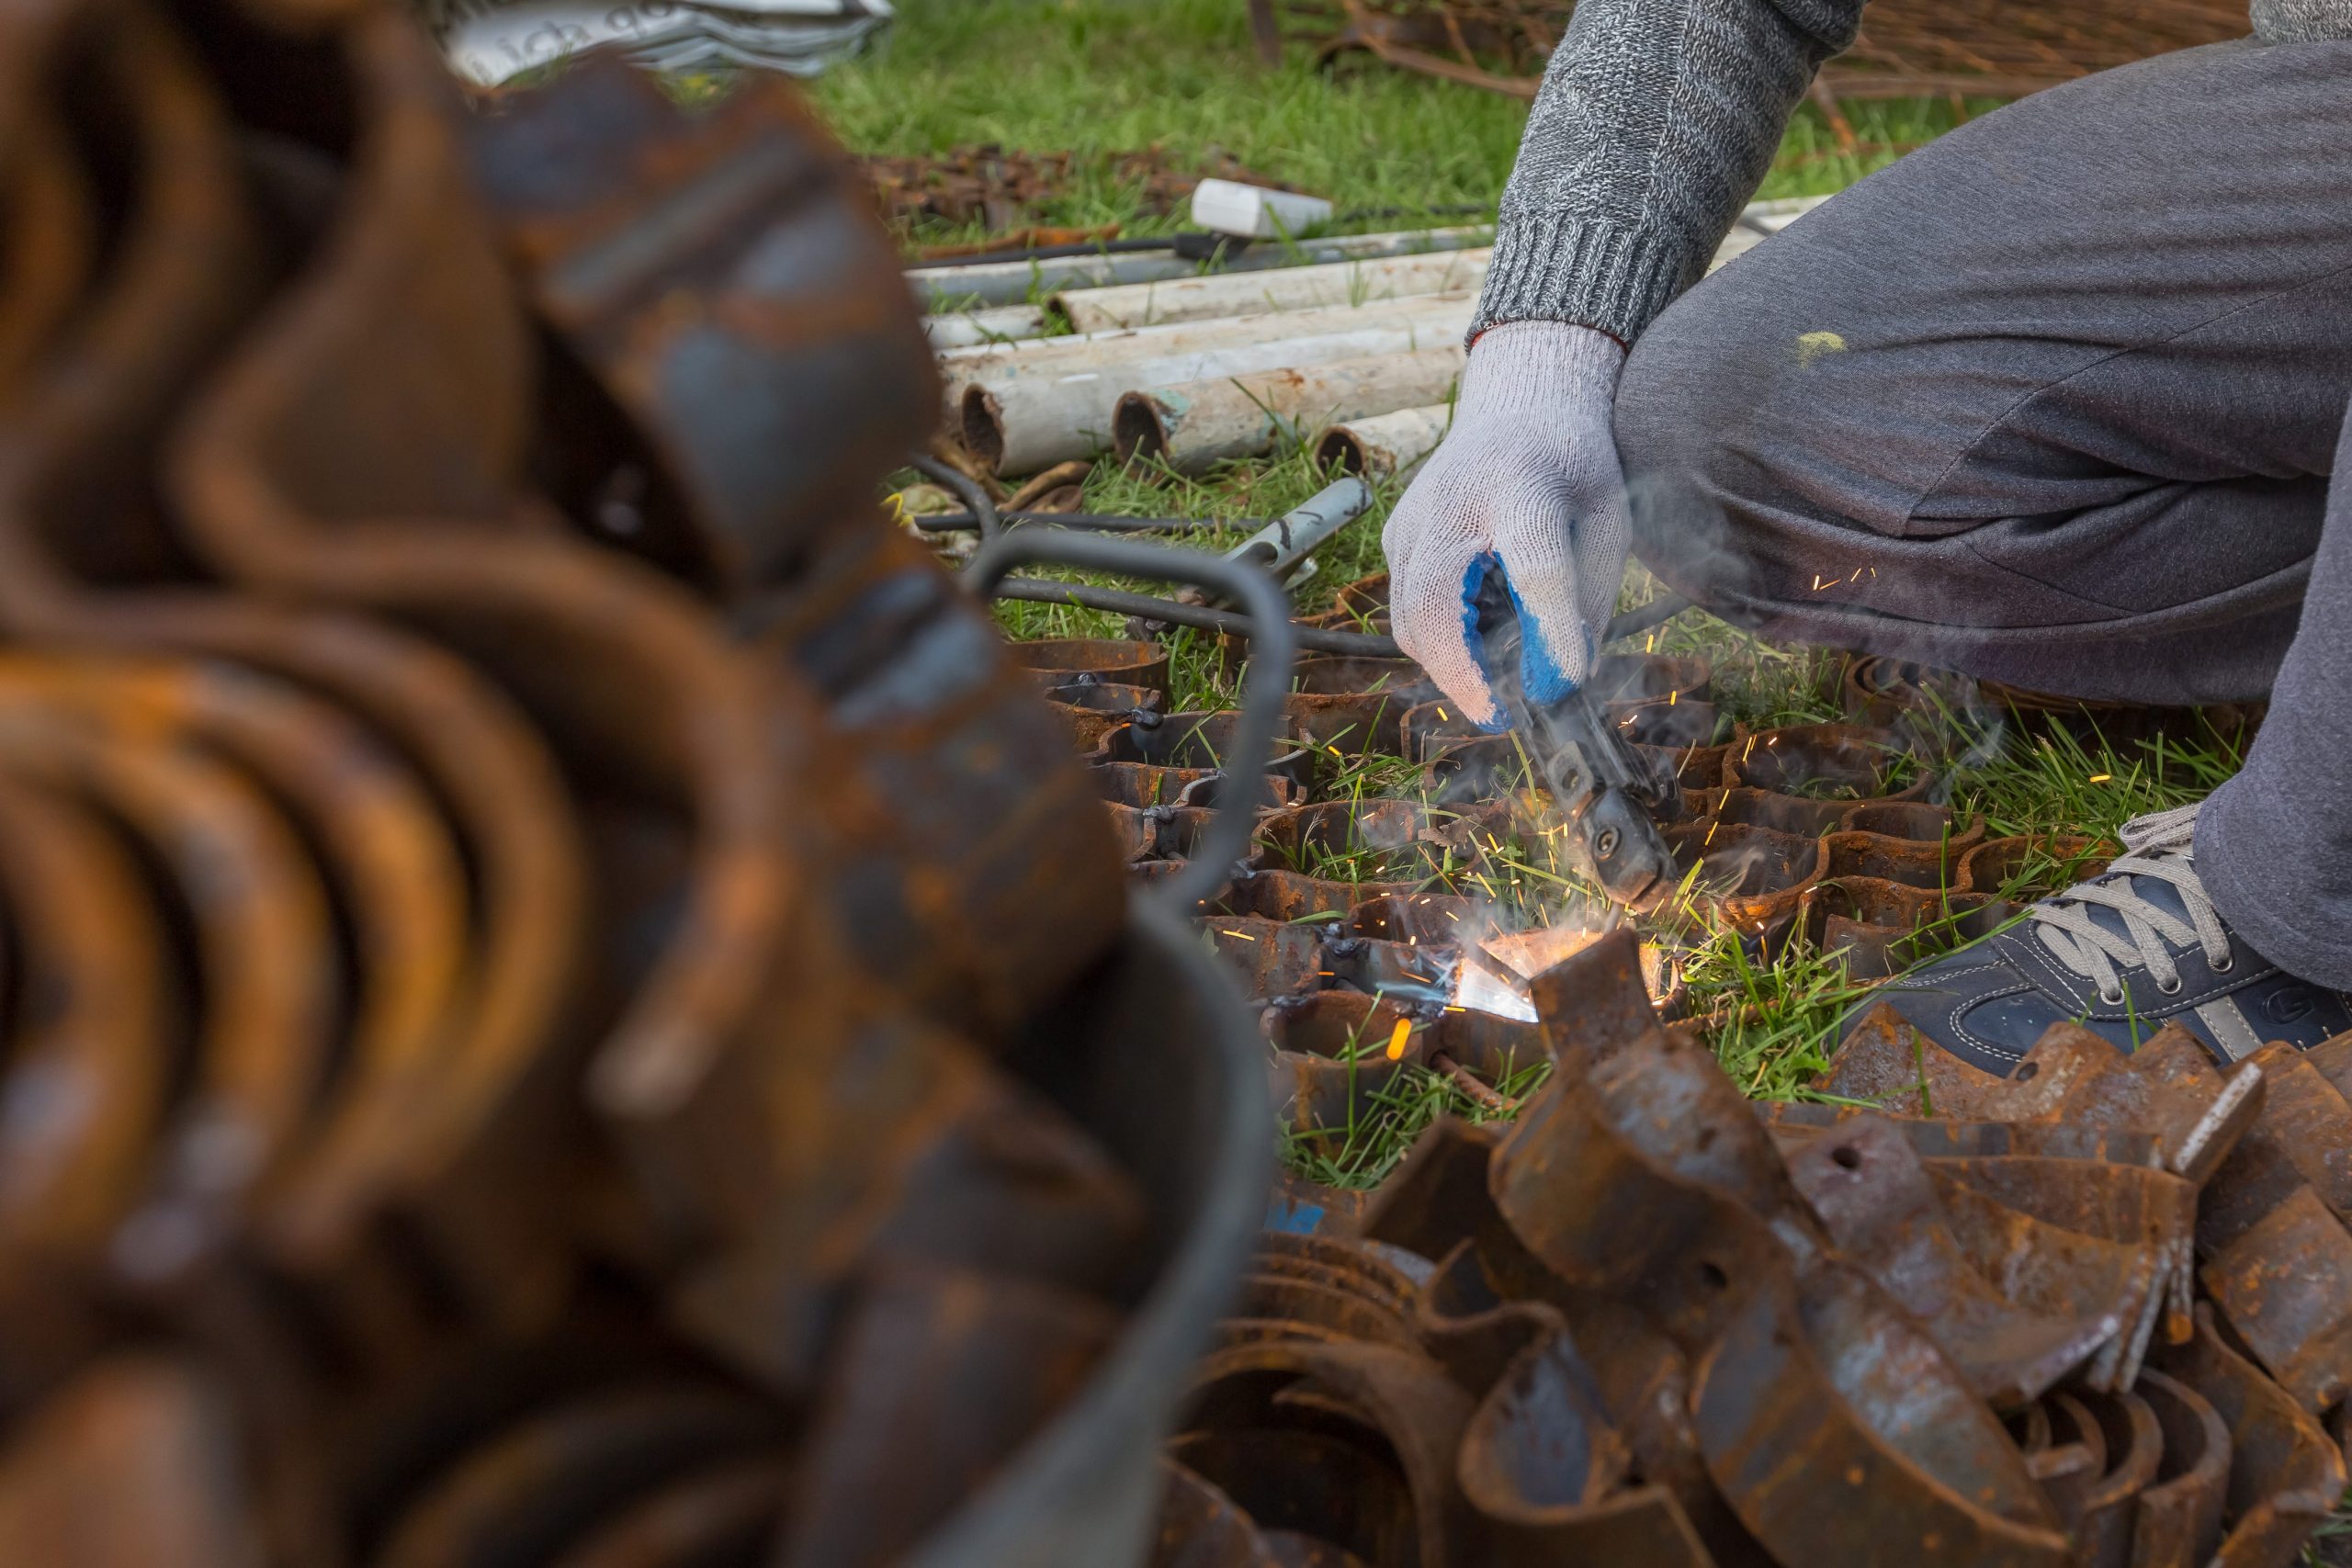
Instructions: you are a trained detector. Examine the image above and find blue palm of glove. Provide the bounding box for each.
[1383,321,1633,728]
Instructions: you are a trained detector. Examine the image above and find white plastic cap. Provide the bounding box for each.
[1189,179,1336,240]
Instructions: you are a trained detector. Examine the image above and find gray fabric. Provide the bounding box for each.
[1608,39,2352,984]
[2202,409,2352,988]
[1476,0,2352,347]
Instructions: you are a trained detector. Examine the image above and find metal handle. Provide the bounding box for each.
[965,531,1295,914]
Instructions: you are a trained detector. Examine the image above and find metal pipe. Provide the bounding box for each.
[983,579,1691,660]
[938,289,1473,380]
[923,303,1052,351]
[1057,248,1491,334]
[1219,479,1374,592]
[908,226,1494,311]
[1114,348,1465,474]
[1313,403,1454,480]
[965,533,1295,912]
[960,301,1478,475]
[911,510,1245,536]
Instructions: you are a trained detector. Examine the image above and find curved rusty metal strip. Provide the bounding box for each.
[371,1386,788,1568]
[1149,1460,1282,1568]
[2156,1303,2347,1568]
[160,9,820,1247]
[0,772,166,1250]
[0,706,337,1249]
[1781,1114,2121,1408]
[1457,1328,1708,1568]
[0,1354,264,1567]
[1182,1338,1475,1568]
[0,652,465,1201]
[2131,1369,2232,1568]
[2069,1387,2167,1568]
[0,104,92,399]
[0,2,265,622]
[551,1457,788,1568]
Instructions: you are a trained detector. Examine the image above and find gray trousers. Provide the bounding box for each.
[1613,37,2352,989]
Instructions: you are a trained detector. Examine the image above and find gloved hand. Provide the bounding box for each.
[1382,320,1632,728]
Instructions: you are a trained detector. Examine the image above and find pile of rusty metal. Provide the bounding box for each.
[1250,0,2253,103]
[1147,931,2352,1566]
[0,2,1274,1562]
[1027,569,2124,1050]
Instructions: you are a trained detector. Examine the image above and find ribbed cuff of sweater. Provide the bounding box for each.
[1467,213,1702,347]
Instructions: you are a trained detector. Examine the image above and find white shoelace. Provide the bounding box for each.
[2028,803,2234,1006]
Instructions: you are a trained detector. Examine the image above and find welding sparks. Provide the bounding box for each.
[1220,930,1256,942]
[2088,773,2111,784]
[1385,1017,1414,1060]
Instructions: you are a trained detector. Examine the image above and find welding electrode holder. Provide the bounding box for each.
[965,530,1295,913]
[1473,576,1682,912]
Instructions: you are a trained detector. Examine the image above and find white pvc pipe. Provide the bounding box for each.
[923,303,1052,350]
[907,226,1493,311]
[1315,403,1454,480]
[1114,346,1466,474]
[961,301,1476,475]
[943,289,1472,387]
[1057,247,1493,334]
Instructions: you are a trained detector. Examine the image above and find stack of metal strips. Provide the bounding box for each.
[1143,931,2352,1568]
[0,4,1272,1563]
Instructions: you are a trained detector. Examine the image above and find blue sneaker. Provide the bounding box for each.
[1877,804,2352,1072]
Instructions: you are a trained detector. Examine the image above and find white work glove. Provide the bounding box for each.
[1382,320,1632,728]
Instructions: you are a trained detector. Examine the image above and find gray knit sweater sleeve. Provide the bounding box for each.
[1471,0,1867,344]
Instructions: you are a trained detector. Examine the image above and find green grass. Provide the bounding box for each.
[812,0,1995,253]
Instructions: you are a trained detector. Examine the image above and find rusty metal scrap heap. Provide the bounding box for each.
[1147,933,2352,1567]
[0,2,1273,1562]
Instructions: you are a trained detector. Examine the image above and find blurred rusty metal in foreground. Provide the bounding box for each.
[1148,932,2352,1568]
[0,2,1271,1562]
[1250,0,2252,104]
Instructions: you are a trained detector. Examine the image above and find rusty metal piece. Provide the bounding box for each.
[2069,1387,2169,1568]
[777,1259,1120,1568]
[1049,679,1167,748]
[1284,689,1420,759]
[0,704,339,1245]
[2157,1303,2348,1568]
[1725,722,1928,802]
[1660,819,1826,936]
[1097,761,1307,810]
[1959,833,2119,899]
[372,1384,787,1568]
[2130,1369,2233,1568]
[1781,1114,2123,1405]
[554,1458,788,1568]
[1263,991,1430,1136]
[1153,1459,1282,1568]
[1176,1337,1475,1568]
[1097,712,1319,797]
[1401,699,1487,763]
[0,772,167,1253]
[2199,1185,2352,1414]
[1489,933,2070,1566]
[469,58,939,594]
[0,1355,262,1566]
[1260,798,1502,888]
[1013,637,1173,694]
